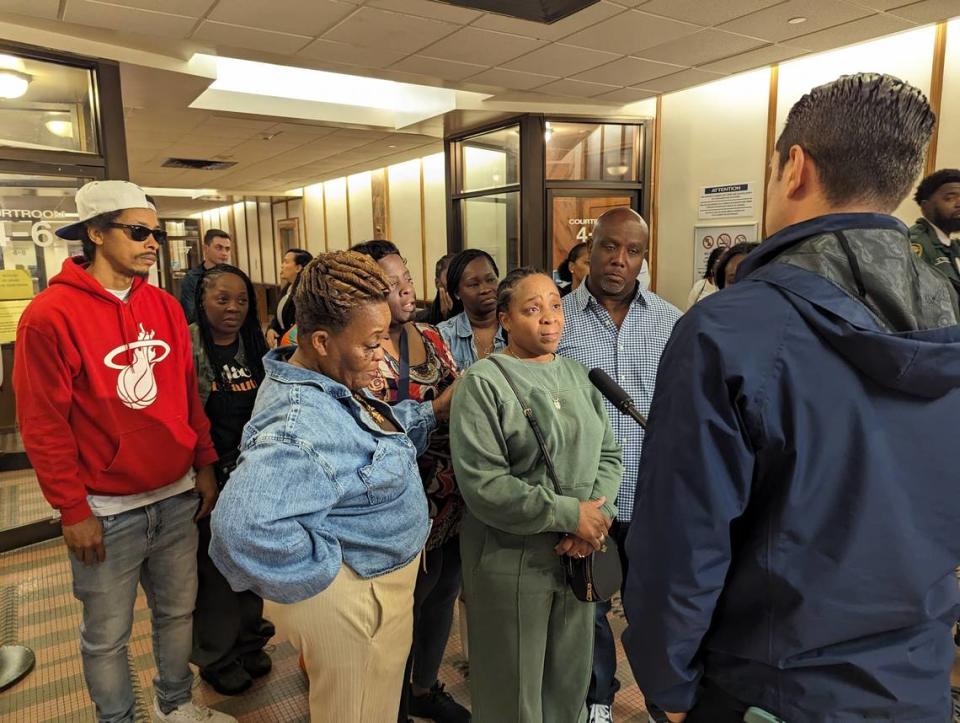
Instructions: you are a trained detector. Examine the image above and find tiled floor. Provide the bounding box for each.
[0,468,53,530]
[0,538,650,722]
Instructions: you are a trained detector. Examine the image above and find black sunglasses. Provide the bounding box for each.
[107,222,167,244]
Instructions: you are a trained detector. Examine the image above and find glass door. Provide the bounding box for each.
[548,189,638,282]
[0,172,89,532]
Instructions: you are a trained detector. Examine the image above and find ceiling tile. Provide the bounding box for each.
[844,0,912,8]
[638,0,785,26]
[640,28,766,66]
[465,67,560,90]
[699,43,806,72]
[0,0,59,20]
[417,26,546,65]
[635,67,726,92]
[91,0,214,14]
[562,9,702,55]
[470,1,627,41]
[320,7,458,54]
[535,77,620,98]
[788,13,916,51]
[502,43,621,76]
[297,38,408,67]
[390,54,487,80]
[192,20,313,53]
[888,0,960,23]
[572,55,681,85]
[64,1,196,38]
[593,87,659,103]
[365,0,482,23]
[209,0,356,36]
[718,0,873,43]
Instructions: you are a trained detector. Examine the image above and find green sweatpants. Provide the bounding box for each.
[461,515,594,723]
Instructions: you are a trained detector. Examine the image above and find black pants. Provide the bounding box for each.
[647,680,749,723]
[191,517,273,673]
[397,536,464,721]
[686,680,750,722]
[587,519,631,707]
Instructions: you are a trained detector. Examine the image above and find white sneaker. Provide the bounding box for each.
[588,703,614,723]
[153,698,237,722]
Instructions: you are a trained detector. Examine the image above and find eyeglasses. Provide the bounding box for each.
[106,222,168,244]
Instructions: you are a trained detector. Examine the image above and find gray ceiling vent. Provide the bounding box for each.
[435,0,598,23]
[162,157,238,170]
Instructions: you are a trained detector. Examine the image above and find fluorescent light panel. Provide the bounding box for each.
[188,54,462,130]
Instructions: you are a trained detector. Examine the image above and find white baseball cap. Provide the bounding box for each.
[56,180,156,240]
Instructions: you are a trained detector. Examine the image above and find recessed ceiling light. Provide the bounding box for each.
[788,16,807,24]
[388,144,396,148]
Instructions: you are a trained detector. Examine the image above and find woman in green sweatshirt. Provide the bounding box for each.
[450,267,622,723]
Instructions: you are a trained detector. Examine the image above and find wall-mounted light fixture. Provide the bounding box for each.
[45,119,73,138]
[0,54,29,99]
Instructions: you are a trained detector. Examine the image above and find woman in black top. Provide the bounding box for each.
[267,248,312,348]
[557,242,589,297]
[190,264,272,695]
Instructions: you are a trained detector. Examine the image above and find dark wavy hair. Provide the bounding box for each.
[714,242,759,290]
[776,73,934,211]
[703,246,725,281]
[195,264,268,391]
[351,239,401,260]
[557,243,588,284]
[420,252,457,325]
[282,248,313,296]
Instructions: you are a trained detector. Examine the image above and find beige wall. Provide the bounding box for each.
[388,159,426,297]
[347,172,374,243]
[655,69,770,309]
[650,20,953,309]
[324,177,349,252]
[198,151,449,305]
[937,18,960,169]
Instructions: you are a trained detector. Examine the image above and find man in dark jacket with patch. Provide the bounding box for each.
[623,73,960,722]
[909,168,960,293]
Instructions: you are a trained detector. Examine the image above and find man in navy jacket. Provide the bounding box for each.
[623,73,960,721]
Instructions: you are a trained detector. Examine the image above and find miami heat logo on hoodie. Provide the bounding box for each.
[103,323,171,410]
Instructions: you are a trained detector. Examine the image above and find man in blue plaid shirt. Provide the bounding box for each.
[558,207,681,723]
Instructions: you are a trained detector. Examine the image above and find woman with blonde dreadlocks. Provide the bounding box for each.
[210,251,456,721]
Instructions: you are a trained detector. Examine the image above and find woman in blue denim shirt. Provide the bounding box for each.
[437,249,506,370]
[210,251,455,723]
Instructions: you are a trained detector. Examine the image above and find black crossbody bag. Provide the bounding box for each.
[488,356,622,603]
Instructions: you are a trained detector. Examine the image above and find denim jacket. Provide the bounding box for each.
[436,311,506,371]
[209,348,434,604]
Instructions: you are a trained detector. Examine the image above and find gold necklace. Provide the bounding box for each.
[504,347,562,410]
[353,393,388,426]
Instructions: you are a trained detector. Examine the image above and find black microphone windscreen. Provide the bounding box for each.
[588,367,631,408]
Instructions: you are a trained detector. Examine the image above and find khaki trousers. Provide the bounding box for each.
[265,557,419,722]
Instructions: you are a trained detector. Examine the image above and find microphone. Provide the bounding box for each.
[588,368,648,429]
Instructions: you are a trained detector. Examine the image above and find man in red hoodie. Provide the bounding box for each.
[14,181,235,723]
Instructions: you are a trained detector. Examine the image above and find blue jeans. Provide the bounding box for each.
[70,490,200,723]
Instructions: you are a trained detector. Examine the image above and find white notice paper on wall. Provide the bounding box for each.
[699,183,754,219]
[693,224,758,280]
